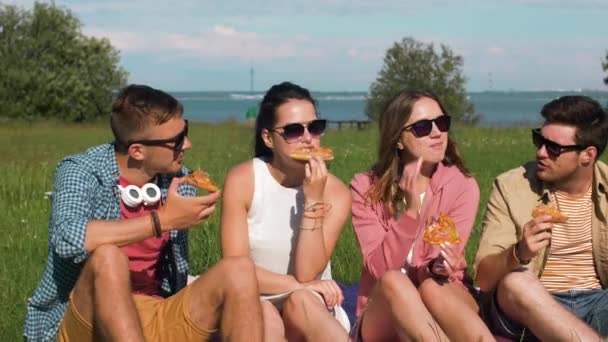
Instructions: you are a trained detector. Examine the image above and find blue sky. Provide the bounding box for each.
[6,0,608,92]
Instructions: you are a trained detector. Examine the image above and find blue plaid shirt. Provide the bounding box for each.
[24,143,196,341]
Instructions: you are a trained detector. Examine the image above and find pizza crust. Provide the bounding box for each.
[532,204,568,223]
[289,147,334,161]
[184,169,219,192]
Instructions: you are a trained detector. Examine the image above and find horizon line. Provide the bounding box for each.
[162,88,608,93]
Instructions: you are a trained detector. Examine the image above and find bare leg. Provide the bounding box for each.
[187,256,263,342]
[282,289,348,342]
[361,270,447,342]
[71,244,144,341]
[419,278,494,342]
[261,300,287,342]
[497,271,601,341]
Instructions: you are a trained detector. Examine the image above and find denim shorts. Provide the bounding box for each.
[481,288,608,340]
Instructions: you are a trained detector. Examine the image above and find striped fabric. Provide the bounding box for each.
[540,187,601,292]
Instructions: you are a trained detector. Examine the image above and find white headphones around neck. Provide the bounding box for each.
[117,183,161,208]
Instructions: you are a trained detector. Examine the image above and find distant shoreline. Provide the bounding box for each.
[166,89,608,94]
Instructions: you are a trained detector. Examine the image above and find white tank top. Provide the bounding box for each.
[247,158,332,280]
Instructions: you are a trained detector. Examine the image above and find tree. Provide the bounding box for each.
[0,3,128,121]
[366,37,478,124]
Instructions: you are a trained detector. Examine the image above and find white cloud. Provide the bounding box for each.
[83,28,151,50]
[487,46,505,56]
[84,25,319,61]
[212,25,238,37]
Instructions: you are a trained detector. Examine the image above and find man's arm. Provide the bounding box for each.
[475,177,554,291]
[474,179,521,291]
[85,178,219,252]
[51,160,218,259]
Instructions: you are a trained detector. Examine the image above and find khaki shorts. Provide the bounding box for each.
[58,284,216,342]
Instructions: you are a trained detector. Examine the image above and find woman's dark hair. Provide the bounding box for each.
[254,82,317,157]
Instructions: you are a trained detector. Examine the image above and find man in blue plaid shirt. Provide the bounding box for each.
[24,85,263,341]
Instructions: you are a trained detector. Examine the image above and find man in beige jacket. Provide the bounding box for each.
[475,95,607,341]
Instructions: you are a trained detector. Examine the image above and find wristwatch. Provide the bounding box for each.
[513,241,531,265]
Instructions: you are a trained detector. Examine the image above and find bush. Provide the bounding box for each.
[0,3,128,122]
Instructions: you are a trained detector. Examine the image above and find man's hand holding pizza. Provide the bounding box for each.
[158,177,220,232]
[516,214,554,264]
[515,204,568,264]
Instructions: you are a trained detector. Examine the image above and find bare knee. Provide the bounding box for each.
[216,256,255,276]
[418,278,443,307]
[216,257,256,279]
[497,271,544,312]
[283,289,322,319]
[214,256,257,292]
[87,244,129,278]
[499,271,541,301]
[72,244,129,320]
[379,270,417,301]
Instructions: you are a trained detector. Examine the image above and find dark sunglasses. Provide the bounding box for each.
[270,119,327,143]
[531,128,585,158]
[129,120,189,154]
[402,115,451,138]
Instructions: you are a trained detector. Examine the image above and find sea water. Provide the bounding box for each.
[175,90,608,127]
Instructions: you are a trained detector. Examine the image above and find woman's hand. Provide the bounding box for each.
[302,279,344,308]
[398,157,423,215]
[430,242,467,281]
[303,156,328,204]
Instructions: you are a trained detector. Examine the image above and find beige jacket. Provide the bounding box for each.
[474,161,608,288]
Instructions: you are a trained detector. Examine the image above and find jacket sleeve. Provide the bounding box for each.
[351,174,418,281]
[415,175,480,284]
[49,159,97,263]
[474,177,518,274]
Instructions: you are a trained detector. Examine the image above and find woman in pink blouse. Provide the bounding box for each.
[350,90,493,341]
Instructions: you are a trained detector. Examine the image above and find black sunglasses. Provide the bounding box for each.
[270,119,327,143]
[531,128,585,158]
[129,120,189,154]
[402,115,451,138]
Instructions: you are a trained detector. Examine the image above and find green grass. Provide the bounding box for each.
[3,121,600,340]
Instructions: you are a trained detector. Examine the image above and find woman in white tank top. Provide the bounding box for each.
[221,82,351,341]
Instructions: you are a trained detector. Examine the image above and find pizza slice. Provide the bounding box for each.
[289,147,334,161]
[532,204,568,223]
[184,169,219,192]
[422,213,462,245]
